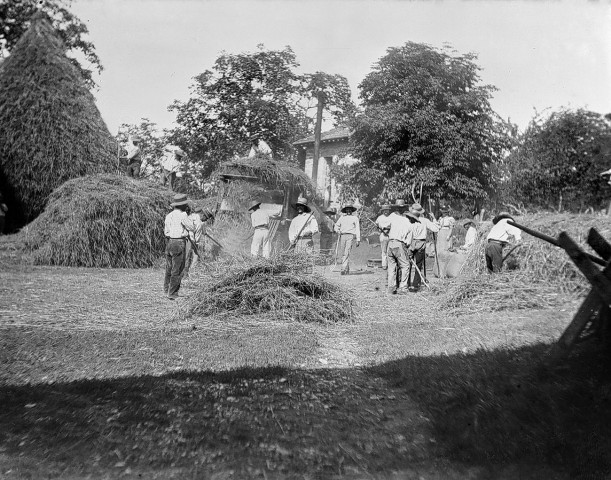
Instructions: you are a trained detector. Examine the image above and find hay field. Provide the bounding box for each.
[1,213,609,479]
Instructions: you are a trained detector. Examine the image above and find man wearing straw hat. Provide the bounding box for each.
[334,203,361,275]
[460,219,478,251]
[408,202,439,292]
[375,204,392,270]
[386,199,414,294]
[164,193,196,300]
[249,199,273,258]
[289,197,319,254]
[485,212,522,273]
[160,144,185,191]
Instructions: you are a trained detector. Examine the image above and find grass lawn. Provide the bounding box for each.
[1,239,610,479]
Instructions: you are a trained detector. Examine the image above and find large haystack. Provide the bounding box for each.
[0,11,115,231]
[23,175,173,268]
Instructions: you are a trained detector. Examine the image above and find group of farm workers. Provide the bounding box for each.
[163,191,522,300]
[120,136,185,191]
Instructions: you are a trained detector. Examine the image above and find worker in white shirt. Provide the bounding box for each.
[183,204,205,277]
[122,135,142,178]
[460,219,478,251]
[386,201,416,294]
[248,137,273,158]
[436,205,456,252]
[375,204,392,270]
[289,197,319,254]
[164,193,196,300]
[160,145,185,191]
[408,203,440,292]
[249,199,273,258]
[486,212,522,273]
[334,204,361,275]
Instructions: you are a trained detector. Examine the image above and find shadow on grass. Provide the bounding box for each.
[1,344,610,479]
[370,342,611,480]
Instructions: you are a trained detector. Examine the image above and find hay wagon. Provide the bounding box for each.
[211,157,333,254]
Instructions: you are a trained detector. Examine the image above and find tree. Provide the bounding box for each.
[169,45,308,175]
[0,0,102,87]
[503,108,611,212]
[304,72,355,186]
[345,42,511,206]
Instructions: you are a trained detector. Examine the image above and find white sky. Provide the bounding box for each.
[72,0,611,135]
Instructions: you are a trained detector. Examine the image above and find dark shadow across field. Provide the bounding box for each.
[2,342,609,479]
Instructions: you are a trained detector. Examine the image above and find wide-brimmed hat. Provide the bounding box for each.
[440,205,450,213]
[462,218,476,227]
[295,196,311,212]
[410,203,425,215]
[248,200,261,211]
[130,135,141,143]
[493,212,514,225]
[391,199,407,210]
[324,207,337,215]
[341,203,356,213]
[404,211,421,223]
[170,193,189,207]
[380,204,391,212]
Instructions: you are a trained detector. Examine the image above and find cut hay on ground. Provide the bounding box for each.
[185,253,354,323]
[440,212,609,313]
[0,12,115,230]
[23,174,173,268]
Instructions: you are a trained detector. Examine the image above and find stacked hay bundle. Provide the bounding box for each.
[23,174,173,268]
[210,155,322,255]
[185,253,354,323]
[0,12,115,231]
[440,213,610,313]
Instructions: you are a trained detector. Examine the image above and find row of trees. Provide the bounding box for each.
[3,1,610,213]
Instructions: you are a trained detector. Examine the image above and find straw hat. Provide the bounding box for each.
[130,135,141,143]
[295,196,311,212]
[341,203,356,213]
[380,204,391,212]
[324,207,337,215]
[391,199,407,210]
[440,205,450,213]
[410,203,425,215]
[492,212,514,225]
[404,211,420,223]
[462,218,476,227]
[248,200,261,211]
[170,193,189,207]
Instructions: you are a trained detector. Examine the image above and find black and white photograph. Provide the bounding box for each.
[1,0,611,478]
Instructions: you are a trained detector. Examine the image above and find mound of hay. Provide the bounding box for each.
[23,174,173,267]
[0,12,115,230]
[185,253,354,323]
[440,212,610,312]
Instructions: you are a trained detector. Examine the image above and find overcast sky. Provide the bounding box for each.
[72,0,611,135]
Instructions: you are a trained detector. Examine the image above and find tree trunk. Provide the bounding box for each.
[607,198,611,216]
[312,92,324,188]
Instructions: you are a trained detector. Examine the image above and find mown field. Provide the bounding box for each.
[1,213,610,479]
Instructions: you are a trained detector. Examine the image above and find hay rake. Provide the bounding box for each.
[508,220,611,362]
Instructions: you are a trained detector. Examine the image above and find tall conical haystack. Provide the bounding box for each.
[0,11,115,231]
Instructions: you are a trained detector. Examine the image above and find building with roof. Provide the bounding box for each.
[293,126,358,206]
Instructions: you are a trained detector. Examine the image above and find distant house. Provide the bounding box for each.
[293,126,358,206]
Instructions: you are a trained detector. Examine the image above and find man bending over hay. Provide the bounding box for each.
[485,212,522,273]
[164,194,196,300]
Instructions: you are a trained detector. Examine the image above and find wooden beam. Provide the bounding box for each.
[587,228,611,262]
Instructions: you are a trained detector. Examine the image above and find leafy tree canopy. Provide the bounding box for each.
[0,0,102,87]
[344,42,511,205]
[502,108,611,212]
[169,45,355,178]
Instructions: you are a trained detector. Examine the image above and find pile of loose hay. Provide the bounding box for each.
[23,174,173,268]
[440,212,610,313]
[185,253,354,323]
